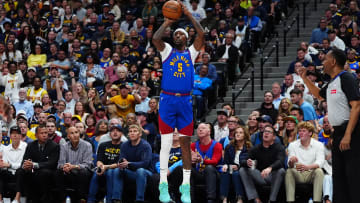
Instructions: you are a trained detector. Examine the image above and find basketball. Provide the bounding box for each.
[162,0,182,20]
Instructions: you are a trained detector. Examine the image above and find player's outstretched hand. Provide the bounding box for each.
[177,0,191,17]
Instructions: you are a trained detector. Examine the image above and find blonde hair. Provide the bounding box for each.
[297,121,316,136]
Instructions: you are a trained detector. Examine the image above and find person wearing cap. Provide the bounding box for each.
[0,61,24,103]
[120,9,136,35]
[112,124,153,202]
[55,126,93,203]
[106,84,140,119]
[15,124,60,203]
[0,126,27,203]
[214,109,229,142]
[251,115,281,146]
[98,3,111,25]
[152,1,205,202]
[94,104,108,122]
[290,88,317,124]
[129,32,145,62]
[14,88,34,119]
[88,124,124,203]
[18,122,35,143]
[240,125,286,203]
[28,103,44,130]
[281,116,299,147]
[286,121,325,203]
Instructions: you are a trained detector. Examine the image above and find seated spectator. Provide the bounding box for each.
[328,29,345,51]
[18,121,35,143]
[239,125,286,203]
[136,111,157,150]
[220,126,251,203]
[195,52,217,83]
[106,84,141,120]
[244,6,263,50]
[14,124,60,203]
[290,88,317,123]
[281,116,298,147]
[193,64,212,121]
[279,98,293,116]
[55,127,93,203]
[285,122,325,203]
[0,126,27,203]
[219,116,241,148]
[251,115,281,146]
[214,109,229,142]
[46,120,66,145]
[282,74,295,99]
[310,18,329,47]
[50,50,71,78]
[88,124,124,203]
[287,48,310,74]
[98,118,128,146]
[272,82,284,110]
[247,113,259,135]
[13,88,34,119]
[112,124,153,202]
[190,123,222,203]
[257,91,278,123]
[135,86,151,113]
[27,44,47,68]
[346,48,359,71]
[27,76,48,104]
[290,106,304,124]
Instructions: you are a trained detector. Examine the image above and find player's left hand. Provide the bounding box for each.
[177,0,191,17]
[339,134,351,151]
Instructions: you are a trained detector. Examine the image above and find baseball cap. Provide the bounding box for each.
[16,110,26,117]
[136,111,147,116]
[28,67,37,72]
[96,104,105,111]
[103,3,110,7]
[34,102,42,108]
[110,124,124,133]
[284,115,299,124]
[111,85,119,90]
[72,115,82,122]
[217,109,229,117]
[9,126,21,134]
[47,114,56,120]
[119,84,128,89]
[16,114,27,121]
[43,1,50,6]
[257,115,273,125]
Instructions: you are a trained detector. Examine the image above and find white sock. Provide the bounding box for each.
[182,169,191,185]
[159,133,173,183]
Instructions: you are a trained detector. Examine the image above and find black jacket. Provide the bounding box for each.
[22,139,60,170]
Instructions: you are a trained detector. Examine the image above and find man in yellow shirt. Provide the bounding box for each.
[107,84,141,119]
[27,76,48,103]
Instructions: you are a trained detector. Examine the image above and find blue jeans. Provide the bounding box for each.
[87,169,116,203]
[112,168,153,201]
[220,170,244,198]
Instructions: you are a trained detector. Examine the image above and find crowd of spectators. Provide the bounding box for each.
[0,0,358,203]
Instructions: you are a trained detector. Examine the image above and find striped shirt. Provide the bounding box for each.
[57,139,93,170]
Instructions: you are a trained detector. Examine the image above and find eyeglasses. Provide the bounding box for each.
[227,120,237,123]
[264,130,274,134]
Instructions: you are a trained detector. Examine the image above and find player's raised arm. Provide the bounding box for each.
[153,19,175,52]
[178,0,205,51]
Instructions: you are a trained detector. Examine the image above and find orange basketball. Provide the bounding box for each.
[162,0,182,20]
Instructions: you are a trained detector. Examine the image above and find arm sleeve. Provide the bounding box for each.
[270,145,285,170]
[203,143,223,166]
[129,143,152,170]
[39,143,60,169]
[160,43,172,61]
[341,73,360,101]
[79,142,93,169]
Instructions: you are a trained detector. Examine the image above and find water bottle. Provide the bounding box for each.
[308,198,313,203]
[65,196,71,203]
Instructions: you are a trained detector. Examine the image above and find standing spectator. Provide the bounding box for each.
[215,33,239,85]
[112,124,153,202]
[240,125,286,203]
[299,48,360,203]
[0,62,24,103]
[285,121,325,203]
[186,0,206,22]
[72,53,104,87]
[13,124,60,203]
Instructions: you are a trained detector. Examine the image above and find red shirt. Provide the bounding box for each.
[191,140,223,166]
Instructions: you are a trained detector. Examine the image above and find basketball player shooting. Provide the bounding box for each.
[152,1,205,202]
